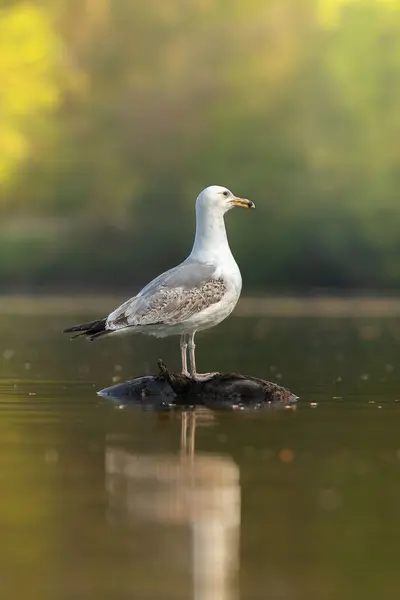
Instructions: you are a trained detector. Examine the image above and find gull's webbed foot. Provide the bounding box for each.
[192,372,219,382]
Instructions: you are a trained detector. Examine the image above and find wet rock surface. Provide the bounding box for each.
[98,360,298,411]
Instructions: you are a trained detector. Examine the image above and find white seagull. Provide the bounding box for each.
[63,185,255,379]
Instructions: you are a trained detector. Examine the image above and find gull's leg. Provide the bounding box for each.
[188,331,218,381]
[188,331,197,376]
[180,334,189,377]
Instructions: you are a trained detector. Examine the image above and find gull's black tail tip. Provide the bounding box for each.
[62,318,108,341]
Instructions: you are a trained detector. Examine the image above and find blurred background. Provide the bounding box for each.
[1,0,400,294]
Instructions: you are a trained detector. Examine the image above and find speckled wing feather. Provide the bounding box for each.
[106,259,227,331]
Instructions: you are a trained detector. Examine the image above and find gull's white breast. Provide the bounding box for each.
[178,257,242,335]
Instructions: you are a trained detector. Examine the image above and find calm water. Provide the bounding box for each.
[1,310,400,600]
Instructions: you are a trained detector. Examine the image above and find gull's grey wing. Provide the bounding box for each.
[106,259,227,330]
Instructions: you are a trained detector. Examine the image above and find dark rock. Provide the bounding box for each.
[98,360,298,412]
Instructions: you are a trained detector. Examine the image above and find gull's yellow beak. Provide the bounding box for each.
[232,197,255,209]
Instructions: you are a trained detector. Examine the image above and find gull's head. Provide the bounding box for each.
[196,185,255,216]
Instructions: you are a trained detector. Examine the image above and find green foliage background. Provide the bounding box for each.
[1,0,400,291]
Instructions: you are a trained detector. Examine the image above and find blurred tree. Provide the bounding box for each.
[0,2,60,195]
[2,0,400,291]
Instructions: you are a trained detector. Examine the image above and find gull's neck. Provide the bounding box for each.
[189,205,233,264]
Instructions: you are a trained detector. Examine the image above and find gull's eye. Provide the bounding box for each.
[222,191,229,197]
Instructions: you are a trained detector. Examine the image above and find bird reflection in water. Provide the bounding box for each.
[105,411,240,600]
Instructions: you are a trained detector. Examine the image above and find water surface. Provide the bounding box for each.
[1,309,400,600]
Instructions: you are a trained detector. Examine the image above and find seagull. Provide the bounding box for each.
[63,185,255,379]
